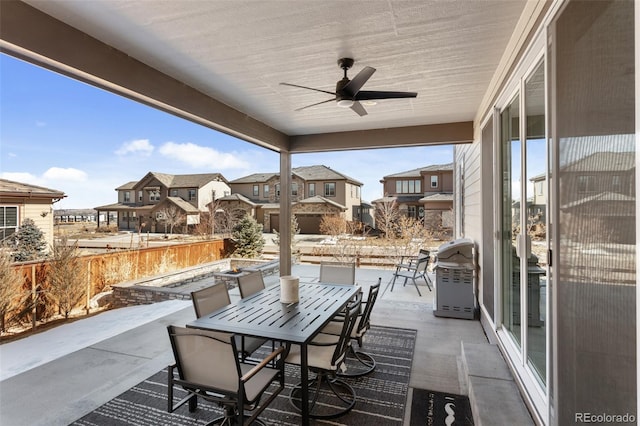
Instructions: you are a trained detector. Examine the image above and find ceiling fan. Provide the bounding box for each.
[280,58,417,116]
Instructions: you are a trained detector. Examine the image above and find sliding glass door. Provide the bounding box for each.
[500,58,548,387]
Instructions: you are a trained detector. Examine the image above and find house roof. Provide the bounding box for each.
[229,172,279,184]
[562,152,635,173]
[420,192,454,202]
[162,196,200,213]
[293,165,362,185]
[295,195,346,210]
[217,193,258,206]
[94,203,154,212]
[0,178,66,199]
[116,181,137,190]
[561,191,635,210]
[230,165,362,185]
[131,172,228,190]
[382,163,454,179]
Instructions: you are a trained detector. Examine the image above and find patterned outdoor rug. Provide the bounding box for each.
[409,388,474,425]
[73,326,416,425]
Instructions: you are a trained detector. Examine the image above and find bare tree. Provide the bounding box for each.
[157,205,186,235]
[0,251,27,332]
[47,236,87,319]
[374,198,400,238]
[273,216,301,262]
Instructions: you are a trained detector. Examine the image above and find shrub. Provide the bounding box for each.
[47,236,87,319]
[0,252,26,331]
[319,214,346,236]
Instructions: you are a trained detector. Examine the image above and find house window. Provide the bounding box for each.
[138,191,143,202]
[291,183,298,196]
[577,175,595,193]
[123,191,131,203]
[308,183,315,197]
[171,189,178,197]
[0,206,18,240]
[263,184,269,197]
[188,189,197,201]
[395,179,421,194]
[612,175,622,193]
[253,185,259,197]
[408,205,417,218]
[431,176,438,188]
[324,182,336,197]
[275,184,280,197]
[148,190,160,201]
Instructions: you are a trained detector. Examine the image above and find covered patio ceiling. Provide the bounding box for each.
[0,0,536,154]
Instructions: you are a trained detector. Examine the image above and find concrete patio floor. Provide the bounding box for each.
[0,264,533,425]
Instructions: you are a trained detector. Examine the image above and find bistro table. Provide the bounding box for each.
[186,281,360,426]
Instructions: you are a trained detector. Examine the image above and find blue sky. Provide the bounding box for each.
[0,54,453,209]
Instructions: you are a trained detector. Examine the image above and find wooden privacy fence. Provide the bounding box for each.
[7,239,229,327]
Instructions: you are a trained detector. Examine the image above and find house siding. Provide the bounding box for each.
[22,202,56,250]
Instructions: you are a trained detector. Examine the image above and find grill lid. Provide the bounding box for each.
[436,238,475,266]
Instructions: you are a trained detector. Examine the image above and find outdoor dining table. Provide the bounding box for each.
[186,281,360,426]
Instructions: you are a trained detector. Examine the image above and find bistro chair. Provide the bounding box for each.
[191,282,231,318]
[390,249,432,296]
[167,325,285,426]
[322,278,381,377]
[319,261,356,285]
[237,271,266,298]
[191,283,264,362]
[235,272,272,360]
[285,290,363,419]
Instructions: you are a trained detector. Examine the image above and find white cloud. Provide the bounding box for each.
[8,152,17,158]
[1,172,38,183]
[115,139,154,156]
[43,167,88,182]
[159,142,249,169]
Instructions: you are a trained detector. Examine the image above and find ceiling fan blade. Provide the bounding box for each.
[342,66,376,96]
[350,101,368,116]
[295,98,337,111]
[280,82,336,96]
[355,90,418,100]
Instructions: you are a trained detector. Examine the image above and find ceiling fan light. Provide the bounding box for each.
[337,99,354,108]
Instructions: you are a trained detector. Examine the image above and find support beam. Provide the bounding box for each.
[279,152,292,276]
[289,122,473,153]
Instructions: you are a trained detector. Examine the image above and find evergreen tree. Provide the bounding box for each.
[13,218,47,261]
[232,216,264,258]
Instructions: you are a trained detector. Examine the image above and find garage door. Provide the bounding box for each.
[296,214,322,234]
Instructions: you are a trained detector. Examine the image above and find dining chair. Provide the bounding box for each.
[319,261,356,285]
[191,282,230,318]
[167,325,285,426]
[390,249,432,296]
[191,283,264,362]
[323,278,382,377]
[237,271,266,298]
[235,272,271,359]
[285,290,362,419]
